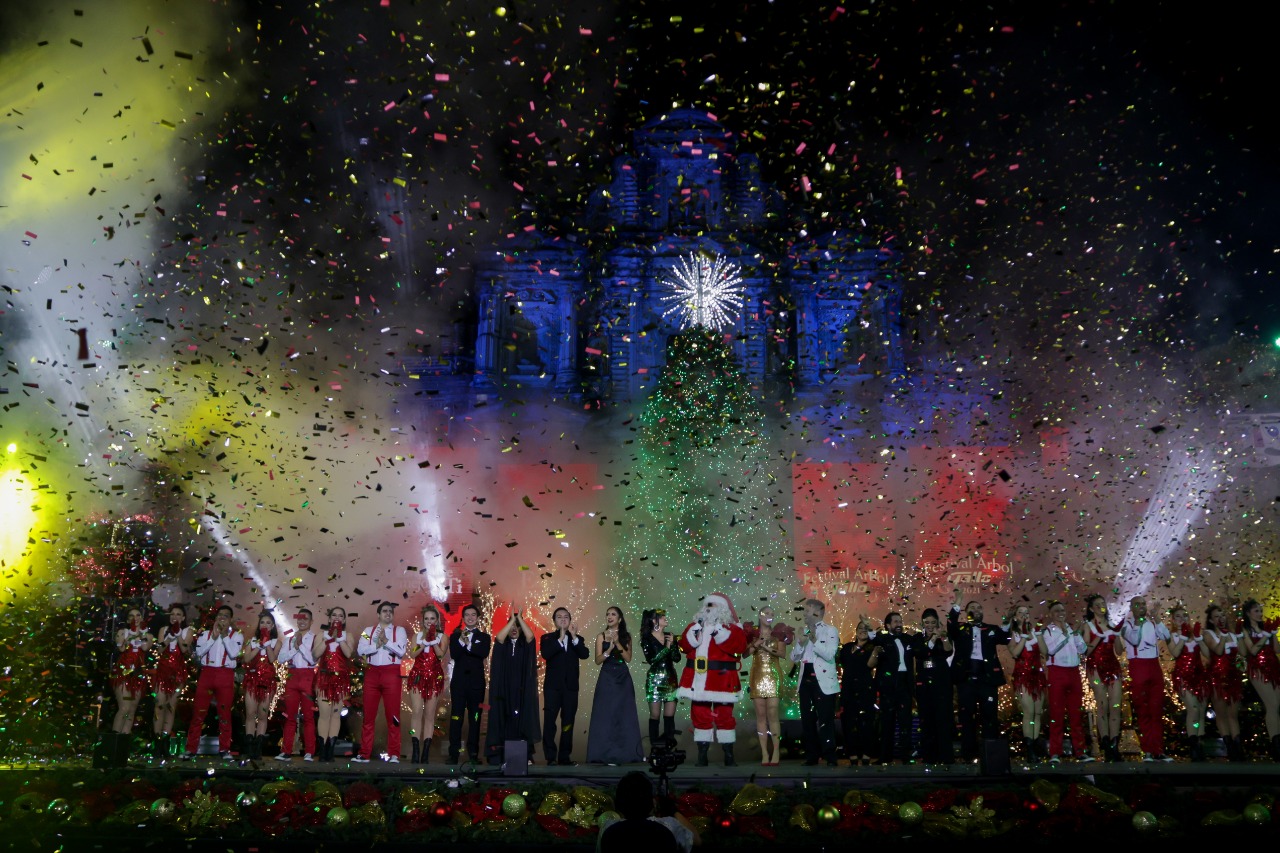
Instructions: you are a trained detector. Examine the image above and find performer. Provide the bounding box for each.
[947,589,1011,762]
[587,606,646,764]
[106,606,153,765]
[912,607,955,765]
[837,619,880,765]
[242,610,281,761]
[1240,599,1280,760]
[275,608,323,762]
[640,608,681,751]
[747,606,792,766]
[871,611,916,764]
[1119,595,1172,762]
[677,593,749,767]
[315,606,355,762]
[406,603,447,764]
[542,606,590,765]
[448,603,492,764]
[790,599,839,766]
[1040,600,1091,765]
[152,603,191,762]
[1202,604,1243,761]
[184,604,244,759]
[1006,603,1047,760]
[486,605,541,766]
[354,601,408,763]
[1168,605,1208,761]
[1083,594,1123,762]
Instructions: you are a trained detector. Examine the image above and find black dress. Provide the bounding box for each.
[485,634,541,763]
[838,640,877,760]
[586,640,645,764]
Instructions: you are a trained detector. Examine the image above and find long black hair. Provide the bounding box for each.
[255,610,279,641]
[1084,594,1109,627]
[606,606,632,652]
[1242,599,1264,634]
[640,608,663,638]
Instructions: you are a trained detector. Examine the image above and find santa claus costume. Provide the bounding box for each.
[677,593,748,766]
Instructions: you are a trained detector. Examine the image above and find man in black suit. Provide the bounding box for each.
[911,608,955,764]
[540,606,589,765]
[448,604,492,763]
[871,612,915,764]
[947,589,1011,762]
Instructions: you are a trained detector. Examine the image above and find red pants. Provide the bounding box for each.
[1128,658,1164,755]
[1046,665,1085,758]
[281,668,317,756]
[186,667,235,754]
[360,665,402,759]
[690,702,737,743]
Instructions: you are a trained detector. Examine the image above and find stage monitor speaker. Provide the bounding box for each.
[503,740,528,776]
[980,736,1011,775]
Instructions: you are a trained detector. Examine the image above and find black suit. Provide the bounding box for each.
[448,627,492,761]
[871,630,916,762]
[540,630,590,763]
[947,606,1011,759]
[911,633,955,764]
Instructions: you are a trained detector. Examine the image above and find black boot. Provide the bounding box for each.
[722,743,736,767]
[421,738,431,764]
[1188,735,1205,762]
[1106,736,1121,763]
[324,737,335,762]
[1228,736,1245,762]
[411,738,421,763]
[696,742,710,767]
[114,732,132,768]
[663,714,677,745]
[153,734,168,761]
[1270,735,1280,763]
[648,719,661,748]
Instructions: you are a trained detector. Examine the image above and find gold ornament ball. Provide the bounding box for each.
[46,799,71,819]
[150,798,177,824]
[899,801,924,825]
[816,804,841,827]
[502,794,527,819]
[237,791,259,809]
[1244,804,1271,826]
[1132,811,1158,833]
[327,806,350,827]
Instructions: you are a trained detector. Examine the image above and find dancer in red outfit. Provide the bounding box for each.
[152,603,191,762]
[353,602,408,763]
[1119,596,1172,762]
[1039,600,1091,765]
[1083,594,1123,762]
[406,604,447,764]
[1006,604,1047,760]
[1168,606,1208,761]
[184,604,243,759]
[677,593,748,767]
[104,606,153,765]
[1240,599,1280,760]
[1202,604,1244,761]
[315,607,354,762]
[242,611,280,761]
[275,608,323,762]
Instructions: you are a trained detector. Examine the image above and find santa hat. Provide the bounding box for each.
[703,593,739,623]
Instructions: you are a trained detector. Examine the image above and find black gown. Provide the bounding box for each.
[485,633,541,762]
[586,640,645,764]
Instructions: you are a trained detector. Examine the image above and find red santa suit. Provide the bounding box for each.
[677,593,748,746]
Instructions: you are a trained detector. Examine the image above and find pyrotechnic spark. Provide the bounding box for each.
[658,253,744,331]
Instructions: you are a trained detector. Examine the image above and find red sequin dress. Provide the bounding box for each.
[155,627,189,693]
[316,631,353,702]
[1246,630,1280,687]
[1085,623,1122,684]
[1009,632,1047,699]
[1171,636,1207,700]
[1206,629,1243,703]
[407,628,446,699]
[110,629,150,695]
[242,637,279,702]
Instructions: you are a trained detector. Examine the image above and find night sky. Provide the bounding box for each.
[2,0,1278,630]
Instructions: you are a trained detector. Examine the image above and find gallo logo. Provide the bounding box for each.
[798,565,886,597]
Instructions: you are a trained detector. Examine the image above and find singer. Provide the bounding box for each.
[448,604,492,764]
[541,607,590,765]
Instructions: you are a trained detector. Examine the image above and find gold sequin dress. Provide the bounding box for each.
[748,636,786,698]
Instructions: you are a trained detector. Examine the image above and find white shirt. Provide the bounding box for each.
[1042,624,1085,667]
[280,631,317,668]
[893,636,907,672]
[1120,617,1171,660]
[357,624,408,665]
[196,629,244,668]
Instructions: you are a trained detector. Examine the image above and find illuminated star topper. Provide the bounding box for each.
[658,252,744,331]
